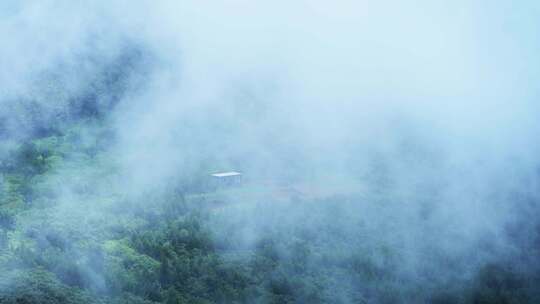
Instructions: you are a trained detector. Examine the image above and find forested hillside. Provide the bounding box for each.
[1,100,539,303]
[2,1,540,304]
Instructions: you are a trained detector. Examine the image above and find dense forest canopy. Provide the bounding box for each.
[1,1,540,303]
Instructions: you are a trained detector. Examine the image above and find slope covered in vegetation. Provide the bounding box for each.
[2,2,540,303]
[1,112,539,304]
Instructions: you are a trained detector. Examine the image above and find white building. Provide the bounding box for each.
[210,171,242,187]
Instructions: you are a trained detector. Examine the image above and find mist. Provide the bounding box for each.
[1,1,540,303]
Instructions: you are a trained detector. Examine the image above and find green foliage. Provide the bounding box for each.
[1,115,539,304]
[0,269,97,304]
[104,240,161,297]
[128,218,251,303]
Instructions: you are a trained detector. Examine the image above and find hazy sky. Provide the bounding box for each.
[1,1,539,202]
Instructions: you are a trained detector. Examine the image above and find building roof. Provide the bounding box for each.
[211,171,242,178]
